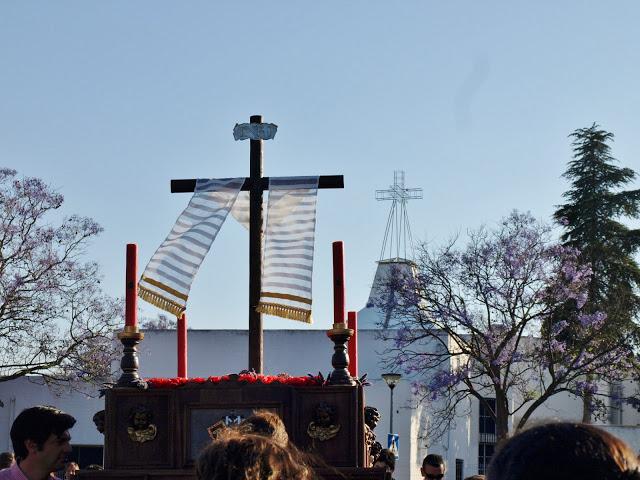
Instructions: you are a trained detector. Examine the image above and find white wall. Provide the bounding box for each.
[601,425,640,450]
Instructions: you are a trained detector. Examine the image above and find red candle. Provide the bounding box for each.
[178,313,188,378]
[125,244,138,328]
[332,241,346,326]
[347,311,358,378]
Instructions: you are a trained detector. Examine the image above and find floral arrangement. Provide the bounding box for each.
[146,372,326,389]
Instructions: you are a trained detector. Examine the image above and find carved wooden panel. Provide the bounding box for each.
[105,390,174,469]
[101,383,366,475]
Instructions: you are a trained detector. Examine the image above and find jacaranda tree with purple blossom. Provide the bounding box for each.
[378,211,636,442]
[0,169,121,389]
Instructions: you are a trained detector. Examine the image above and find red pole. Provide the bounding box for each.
[332,241,346,326]
[125,244,138,328]
[178,313,187,378]
[347,311,358,378]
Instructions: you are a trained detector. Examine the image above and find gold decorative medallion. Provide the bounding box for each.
[306,402,341,442]
[127,405,158,444]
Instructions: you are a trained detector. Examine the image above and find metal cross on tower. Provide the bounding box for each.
[375,170,422,261]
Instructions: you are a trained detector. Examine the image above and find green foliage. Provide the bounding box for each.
[554,123,640,329]
[554,124,640,420]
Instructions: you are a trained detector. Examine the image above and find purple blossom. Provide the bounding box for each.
[578,312,607,329]
[575,381,598,395]
[549,339,567,354]
[428,367,469,396]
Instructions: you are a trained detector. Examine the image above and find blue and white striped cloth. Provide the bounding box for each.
[138,177,244,316]
[256,176,319,323]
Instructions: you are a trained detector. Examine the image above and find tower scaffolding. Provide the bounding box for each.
[376,170,423,261]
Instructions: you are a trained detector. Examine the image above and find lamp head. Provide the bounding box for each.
[382,373,402,388]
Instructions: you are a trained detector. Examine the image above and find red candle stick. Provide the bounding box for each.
[332,241,346,326]
[125,244,138,328]
[178,313,188,378]
[347,311,358,378]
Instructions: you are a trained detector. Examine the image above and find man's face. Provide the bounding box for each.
[28,430,72,472]
[421,463,445,480]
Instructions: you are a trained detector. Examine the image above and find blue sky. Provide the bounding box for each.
[1,1,638,330]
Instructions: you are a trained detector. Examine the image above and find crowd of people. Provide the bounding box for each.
[2,405,640,479]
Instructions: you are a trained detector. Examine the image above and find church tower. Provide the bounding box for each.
[358,171,422,329]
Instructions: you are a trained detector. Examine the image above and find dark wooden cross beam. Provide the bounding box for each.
[170,115,344,374]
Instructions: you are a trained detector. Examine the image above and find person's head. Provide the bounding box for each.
[0,452,14,469]
[92,410,105,434]
[64,461,79,479]
[421,454,446,480]
[486,422,640,480]
[239,410,289,448]
[10,406,75,471]
[373,449,396,473]
[196,430,315,480]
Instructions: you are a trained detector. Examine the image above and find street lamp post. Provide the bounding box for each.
[382,373,402,434]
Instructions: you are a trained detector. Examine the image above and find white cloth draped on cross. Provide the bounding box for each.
[139,176,319,323]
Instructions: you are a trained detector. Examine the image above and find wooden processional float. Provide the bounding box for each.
[79,117,386,480]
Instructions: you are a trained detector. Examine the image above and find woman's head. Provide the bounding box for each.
[487,422,640,480]
[196,430,315,480]
[239,411,289,448]
[373,449,396,473]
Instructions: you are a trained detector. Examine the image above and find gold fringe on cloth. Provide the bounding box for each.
[138,283,185,317]
[141,276,188,301]
[260,291,312,305]
[256,302,312,323]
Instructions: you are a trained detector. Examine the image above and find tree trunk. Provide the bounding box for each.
[582,391,593,423]
[495,391,510,442]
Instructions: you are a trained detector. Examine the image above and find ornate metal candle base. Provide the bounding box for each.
[116,326,147,389]
[327,323,356,386]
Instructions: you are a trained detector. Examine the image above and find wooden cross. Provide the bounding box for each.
[171,115,344,374]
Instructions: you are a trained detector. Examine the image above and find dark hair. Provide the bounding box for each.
[486,422,640,480]
[376,449,396,472]
[423,454,445,469]
[0,452,14,469]
[196,430,315,480]
[10,406,76,460]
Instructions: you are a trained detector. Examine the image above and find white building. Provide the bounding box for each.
[1,260,639,479]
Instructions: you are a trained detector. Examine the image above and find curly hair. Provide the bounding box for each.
[238,411,289,448]
[196,430,316,480]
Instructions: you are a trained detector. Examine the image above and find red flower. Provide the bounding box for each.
[145,373,326,389]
